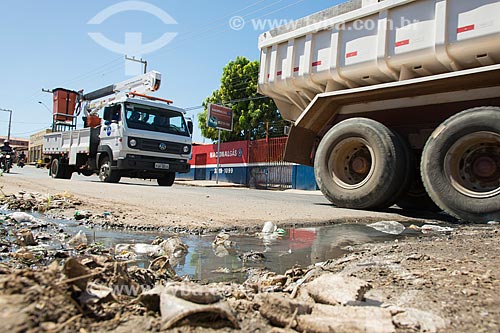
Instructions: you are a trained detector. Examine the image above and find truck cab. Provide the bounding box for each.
[96,98,192,184]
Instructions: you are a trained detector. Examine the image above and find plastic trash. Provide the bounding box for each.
[160,236,188,258]
[262,221,277,234]
[115,243,163,258]
[212,232,235,258]
[8,212,37,223]
[74,210,91,220]
[421,225,454,234]
[368,221,406,235]
[276,228,287,236]
[68,230,88,247]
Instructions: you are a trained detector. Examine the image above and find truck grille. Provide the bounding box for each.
[133,138,185,154]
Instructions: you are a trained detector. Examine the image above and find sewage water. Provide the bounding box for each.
[1,211,423,283]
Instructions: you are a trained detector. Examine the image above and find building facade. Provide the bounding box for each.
[179,137,318,191]
[28,129,52,164]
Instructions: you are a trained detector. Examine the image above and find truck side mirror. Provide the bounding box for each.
[187,119,194,136]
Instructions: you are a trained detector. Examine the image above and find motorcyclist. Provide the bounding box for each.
[1,141,12,153]
[17,151,26,167]
[1,141,13,172]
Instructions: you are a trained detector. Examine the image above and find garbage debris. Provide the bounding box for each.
[78,282,114,305]
[165,284,223,304]
[212,232,236,257]
[421,225,454,234]
[257,293,312,327]
[160,291,239,330]
[67,230,88,247]
[17,229,37,246]
[239,250,266,263]
[306,273,372,305]
[297,304,396,333]
[8,211,37,223]
[149,256,177,279]
[115,243,163,258]
[74,210,91,220]
[368,221,406,235]
[262,221,277,234]
[160,236,189,258]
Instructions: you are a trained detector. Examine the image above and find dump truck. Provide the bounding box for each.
[43,71,193,186]
[258,0,500,222]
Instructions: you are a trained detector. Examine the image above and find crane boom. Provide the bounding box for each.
[83,71,161,102]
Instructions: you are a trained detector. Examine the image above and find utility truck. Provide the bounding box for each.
[258,0,500,222]
[43,71,193,186]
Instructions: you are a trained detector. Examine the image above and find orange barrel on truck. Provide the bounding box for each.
[52,88,79,122]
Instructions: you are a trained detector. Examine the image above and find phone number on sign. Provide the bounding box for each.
[214,168,234,174]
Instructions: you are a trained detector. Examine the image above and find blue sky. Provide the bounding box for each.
[0,0,340,142]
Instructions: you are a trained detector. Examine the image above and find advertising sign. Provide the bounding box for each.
[207,104,233,131]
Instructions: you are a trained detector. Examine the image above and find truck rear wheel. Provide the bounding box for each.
[421,107,500,222]
[314,118,410,210]
[50,158,70,179]
[157,173,175,186]
[99,156,121,183]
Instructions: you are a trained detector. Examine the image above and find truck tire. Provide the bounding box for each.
[158,173,175,186]
[50,158,67,179]
[421,107,500,223]
[81,170,95,177]
[397,177,441,212]
[314,118,410,210]
[99,156,121,183]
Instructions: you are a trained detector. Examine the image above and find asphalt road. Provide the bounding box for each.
[1,166,437,229]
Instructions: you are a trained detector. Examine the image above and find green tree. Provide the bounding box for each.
[198,56,280,141]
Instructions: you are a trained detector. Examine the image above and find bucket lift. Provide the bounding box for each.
[49,71,173,130]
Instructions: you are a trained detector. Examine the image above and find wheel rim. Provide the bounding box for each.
[444,131,500,199]
[99,161,110,181]
[327,137,375,190]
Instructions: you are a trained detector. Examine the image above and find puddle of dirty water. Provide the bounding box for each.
[1,209,425,283]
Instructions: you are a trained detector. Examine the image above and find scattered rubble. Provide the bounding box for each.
[0,190,498,332]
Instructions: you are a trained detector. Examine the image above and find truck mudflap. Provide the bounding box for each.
[116,154,190,174]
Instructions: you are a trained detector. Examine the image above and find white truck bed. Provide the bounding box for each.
[258,0,500,122]
[43,128,92,165]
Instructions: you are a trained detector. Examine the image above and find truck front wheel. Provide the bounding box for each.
[99,156,121,183]
[157,173,175,186]
[421,107,500,222]
[314,118,410,210]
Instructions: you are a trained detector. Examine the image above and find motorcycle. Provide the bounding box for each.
[0,152,12,173]
[17,156,26,168]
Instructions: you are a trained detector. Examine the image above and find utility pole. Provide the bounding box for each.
[0,108,12,142]
[125,56,147,74]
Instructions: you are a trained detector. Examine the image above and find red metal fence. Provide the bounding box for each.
[248,137,293,190]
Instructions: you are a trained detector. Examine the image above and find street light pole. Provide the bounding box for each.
[0,108,12,142]
[38,101,53,115]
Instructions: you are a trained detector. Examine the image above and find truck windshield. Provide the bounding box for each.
[124,103,190,137]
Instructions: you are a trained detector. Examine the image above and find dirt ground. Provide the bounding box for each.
[0,172,499,332]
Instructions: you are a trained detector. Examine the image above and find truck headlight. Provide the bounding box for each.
[183,145,190,153]
[129,139,137,147]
